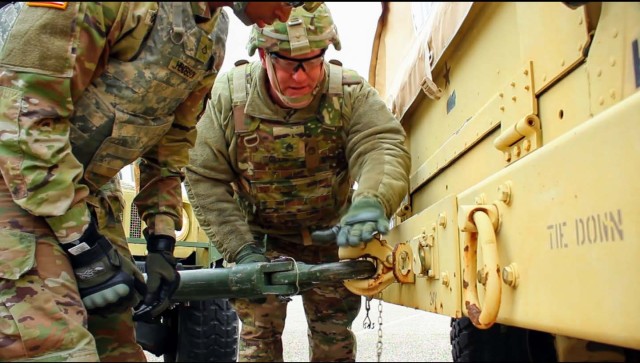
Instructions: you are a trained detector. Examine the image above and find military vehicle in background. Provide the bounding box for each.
[119,164,239,362]
[341,2,639,361]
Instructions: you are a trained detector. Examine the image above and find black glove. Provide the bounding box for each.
[61,218,146,316]
[133,232,180,322]
[235,243,269,264]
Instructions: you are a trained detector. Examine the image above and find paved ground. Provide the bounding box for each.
[282,296,453,362]
[145,295,453,362]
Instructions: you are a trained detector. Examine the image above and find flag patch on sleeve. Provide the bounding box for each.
[26,2,68,10]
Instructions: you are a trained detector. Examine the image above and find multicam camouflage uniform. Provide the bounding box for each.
[185,5,411,361]
[0,2,227,362]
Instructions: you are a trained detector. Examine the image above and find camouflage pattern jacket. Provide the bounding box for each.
[185,60,411,262]
[0,2,228,242]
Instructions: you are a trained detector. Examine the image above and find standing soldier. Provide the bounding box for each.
[0,2,297,362]
[185,3,411,361]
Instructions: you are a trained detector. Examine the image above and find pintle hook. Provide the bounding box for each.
[338,237,396,297]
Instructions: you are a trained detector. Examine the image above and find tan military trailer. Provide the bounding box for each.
[340,1,639,361]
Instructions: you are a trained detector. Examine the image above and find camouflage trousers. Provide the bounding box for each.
[0,179,146,362]
[231,237,362,362]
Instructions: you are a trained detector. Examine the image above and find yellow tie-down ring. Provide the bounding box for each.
[459,204,502,329]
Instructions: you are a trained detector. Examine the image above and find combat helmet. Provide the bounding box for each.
[246,3,341,57]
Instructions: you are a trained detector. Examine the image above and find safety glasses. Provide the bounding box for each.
[268,49,327,74]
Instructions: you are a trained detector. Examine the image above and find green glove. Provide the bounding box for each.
[337,197,389,247]
[234,243,269,304]
[62,219,146,315]
[235,243,269,264]
[133,232,180,322]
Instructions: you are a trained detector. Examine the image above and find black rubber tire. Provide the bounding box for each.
[450,317,555,362]
[163,299,239,362]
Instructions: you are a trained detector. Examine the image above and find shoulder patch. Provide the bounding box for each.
[1,1,77,76]
[26,2,68,10]
[342,70,362,86]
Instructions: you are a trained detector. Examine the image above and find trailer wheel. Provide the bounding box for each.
[450,317,555,362]
[163,299,239,362]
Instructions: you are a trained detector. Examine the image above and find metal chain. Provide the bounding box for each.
[363,296,375,329]
[376,297,383,362]
[363,295,384,361]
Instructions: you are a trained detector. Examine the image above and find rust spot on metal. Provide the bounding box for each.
[464,245,469,252]
[369,273,384,287]
[465,301,482,325]
[463,279,468,289]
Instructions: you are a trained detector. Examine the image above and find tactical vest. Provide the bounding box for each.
[70,3,220,191]
[231,60,361,232]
